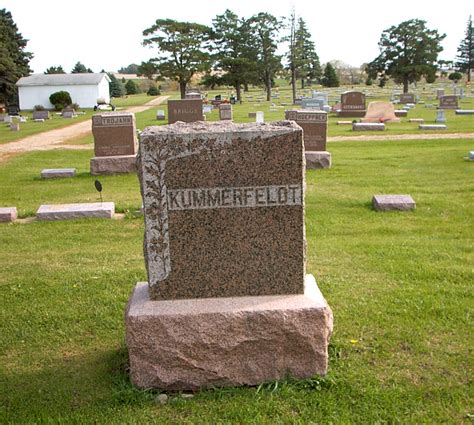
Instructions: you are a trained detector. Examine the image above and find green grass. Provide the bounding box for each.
[1,137,473,423]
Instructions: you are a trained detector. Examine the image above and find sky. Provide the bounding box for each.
[3,0,473,74]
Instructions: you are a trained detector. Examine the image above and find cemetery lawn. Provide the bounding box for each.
[1,136,472,423]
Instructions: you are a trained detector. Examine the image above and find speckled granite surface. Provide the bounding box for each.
[138,121,306,300]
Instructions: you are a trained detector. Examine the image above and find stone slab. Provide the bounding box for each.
[362,101,400,123]
[90,155,137,175]
[337,110,366,118]
[419,124,447,130]
[41,168,76,179]
[0,207,17,223]
[372,195,415,212]
[455,110,474,115]
[468,151,474,160]
[36,202,115,221]
[305,151,332,169]
[409,118,424,123]
[125,274,333,391]
[394,110,408,117]
[139,121,305,301]
[337,121,353,125]
[353,123,385,131]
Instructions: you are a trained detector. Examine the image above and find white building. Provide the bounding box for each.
[16,73,111,110]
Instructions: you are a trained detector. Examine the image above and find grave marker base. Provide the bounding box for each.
[125,275,333,390]
[305,151,332,169]
[90,155,137,175]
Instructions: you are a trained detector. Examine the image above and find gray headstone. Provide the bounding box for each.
[372,195,415,211]
[36,202,115,221]
[41,168,77,179]
[0,207,17,223]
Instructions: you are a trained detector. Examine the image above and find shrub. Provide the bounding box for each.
[34,105,45,111]
[125,79,139,95]
[49,91,72,108]
[71,102,80,110]
[54,104,63,111]
[147,86,160,96]
[448,72,463,83]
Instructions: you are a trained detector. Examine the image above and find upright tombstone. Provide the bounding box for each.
[125,121,333,390]
[439,95,458,110]
[362,102,400,123]
[90,112,138,175]
[337,91,366,117]
[436,109,446,123]
[185,92,202,100]
[167,99,203,124]
[219,103,232,121]
[32,110,50,120]
[436,89,445,99]
[301,98,324,110]
[156,110,166,120]
[399,93,415,104]
[285,110,331,169]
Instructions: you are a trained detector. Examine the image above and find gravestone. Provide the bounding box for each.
[10,123,20,131]
[4,115,12,123]
[203,104,213,114]
[468,151,474,160]
[37,202,115,221]
[219,103,232,121]
[256,111,264,123]
[436,110,446,123]
[337,91,366,117]
[41,168,76,179]
[126,121,333,390]
[168,99,203,124]
[185,92,201,100]
[0,207,17,223]
[409,118,425,123]
[156,110,166,120]
[33,111,49,120]
[362,102,400,123]
[439,95,458,110]
[436,89,445,99]
[372,195,415,211]
[399,93,415,104]
[353,122,385,131]
[301,98,324,110]
[394,110,408,117]
[419,124,447,130]
[285,110,331,169]
[455,110,474,115]
[62,107,75,118]
[90,112,138,175]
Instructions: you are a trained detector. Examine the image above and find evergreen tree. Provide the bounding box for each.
[125,79,139,95]
[118,63,140,74]
[137,61,158,80]
[71,61,93,73]
[108,73,124,97]
[211,10,258,101]
[368,19,445,93]
[0,8,33,104]
[44,66,65,74]
[321,63,339,87]
[295,18,321,88]
[456,15,474,82]
[246,12,283,101]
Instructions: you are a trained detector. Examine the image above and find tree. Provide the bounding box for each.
[321,63,339,87]
[137,61,158,80]
[49,91,72,108]
[456,15,473,82]
[211,10,258,101]
[294,18,321,88]
[286,8,298,103]
[108,73,124,97]
[0,8,33,104]
[71,61,93,73]
[44,65,65,74]
[368,19,445,93]
[125,79,139,95]
[143,19,212,99]
[448,71,463,83]
[246,12,283,101]
[118,63,139,74]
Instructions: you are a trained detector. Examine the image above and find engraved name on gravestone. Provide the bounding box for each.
[139,121,305,301]
[92,112,137,157]
[439,95,458,110]
[285,110,327,151]
[167,99,203,124]
[338,91,366,117]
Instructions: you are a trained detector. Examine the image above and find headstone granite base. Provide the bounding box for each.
[305,151,332,169]
[41,168,76,179]
[372,195,415,211]
[419,124,447,131]
[90,155,137,175]
[0,207,17,223]
[125,274,333,391]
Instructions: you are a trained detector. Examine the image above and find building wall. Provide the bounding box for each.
[18,80,109,110]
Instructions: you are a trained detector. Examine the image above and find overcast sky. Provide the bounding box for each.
[4,0,473,73]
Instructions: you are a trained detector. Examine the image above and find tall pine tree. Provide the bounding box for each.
[0,9,32,104]
[456,15,473,82]
[295,18,321,89]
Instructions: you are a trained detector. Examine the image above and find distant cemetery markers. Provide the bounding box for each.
[439,95,458,110]
[337,91,366,117]
[90,112,138,175]
[399,93,415,104]
[125,121,333,390]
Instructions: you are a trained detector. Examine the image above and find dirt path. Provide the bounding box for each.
[0,96,168,160]
[329,132,474,142]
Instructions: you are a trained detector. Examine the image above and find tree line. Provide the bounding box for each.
[1,7,473,104]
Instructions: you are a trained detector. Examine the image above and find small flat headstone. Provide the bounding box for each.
[0,207,17,223]
[10,123,20,131]
[372,195,415,212]
[248,112,256,118]
[419,124,447,130]
[337,121,352,125]
[394,110,408,117]
[468,151,474,160]
[409,118,424,123]
[34,118,45,123]
[156,110,166,120]
[36,202,115,221]
[352,122,385,131]
[41,168,77,179]
[455,110,474,115]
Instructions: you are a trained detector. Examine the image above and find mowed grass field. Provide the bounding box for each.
[0,135,473,423]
